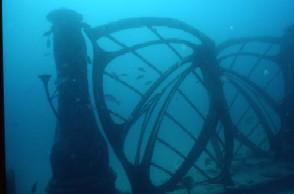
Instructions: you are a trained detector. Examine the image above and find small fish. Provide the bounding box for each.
[144,81,152,85]
[105,94,120,105]
[120,73,128,77]
[111,72,119,79]
[31,182,37,193]
[138,67,146,72]
[136,75,144,80]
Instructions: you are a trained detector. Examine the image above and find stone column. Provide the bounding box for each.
[45,8,117,194]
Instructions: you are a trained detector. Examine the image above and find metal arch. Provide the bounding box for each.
[95,57,214,193]
[83,17,234,194]
[86,17,212,44]
[151,67,218,193]
[223,69,280,113]
[85,17,211,149]
[91,49,219,194]
[216,37,281,52]
[216,37,284,159]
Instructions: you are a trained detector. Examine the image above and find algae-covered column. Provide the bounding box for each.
[277,26,294,161]
[45,9,117,194]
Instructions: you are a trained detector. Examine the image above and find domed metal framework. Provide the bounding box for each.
[217,37,283,158]
[82,18,236,194]
[41,15,293,194]
[83,18,289,194]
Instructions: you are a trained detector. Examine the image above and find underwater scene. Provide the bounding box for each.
[3,0,294,194]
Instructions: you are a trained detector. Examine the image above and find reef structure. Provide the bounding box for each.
[40,8,294,194]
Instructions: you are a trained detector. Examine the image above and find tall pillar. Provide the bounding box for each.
[45,8,117,194]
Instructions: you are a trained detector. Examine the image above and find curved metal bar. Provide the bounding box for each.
[227,77,275,154]
[147,26,184,59]
[100,33,204,139]
[165,113,219,166]
[151,162,174,177]
[177,90,206,120]
[247,44,274,78]
[38,74,59,119]
[217,39,282,134]
[228,43,247,69]
[158,101,218,193]
[221,43,276,115]
[145,27,207,121]
[106,34,162,74]
[234,122,261,155]
[108,110,128,122]
[91,43,126,149]
[113,38,198,57]
[156,138,211,179]
[234,127,269,157]
[232,105,252,155]
[224,69,280,113]
[142,66,193,169]
[218,52,276,62]
[98,31,205,138]
[196,44,235,186]
[135,96,159,165]
[231,73,278,135]
[210,130,225,167]
[105,34,204,127]
[138,64,215,192]
[88,17,212,44]
[104,71,143,96]
[217,36,281,52]
[87,18,221,194]
[124,57,192,130]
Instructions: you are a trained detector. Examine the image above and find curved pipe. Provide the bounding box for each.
[217,36,281,52]
[88,17,212,45]
[38,74,59,119]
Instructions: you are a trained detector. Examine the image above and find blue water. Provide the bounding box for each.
[3,1,294,194]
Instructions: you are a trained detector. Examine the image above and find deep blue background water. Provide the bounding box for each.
[3,1,294,193]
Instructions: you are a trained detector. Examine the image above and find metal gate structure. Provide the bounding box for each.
[84,18,294,194]
[217,36,282,159]
[41,12,294,194]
